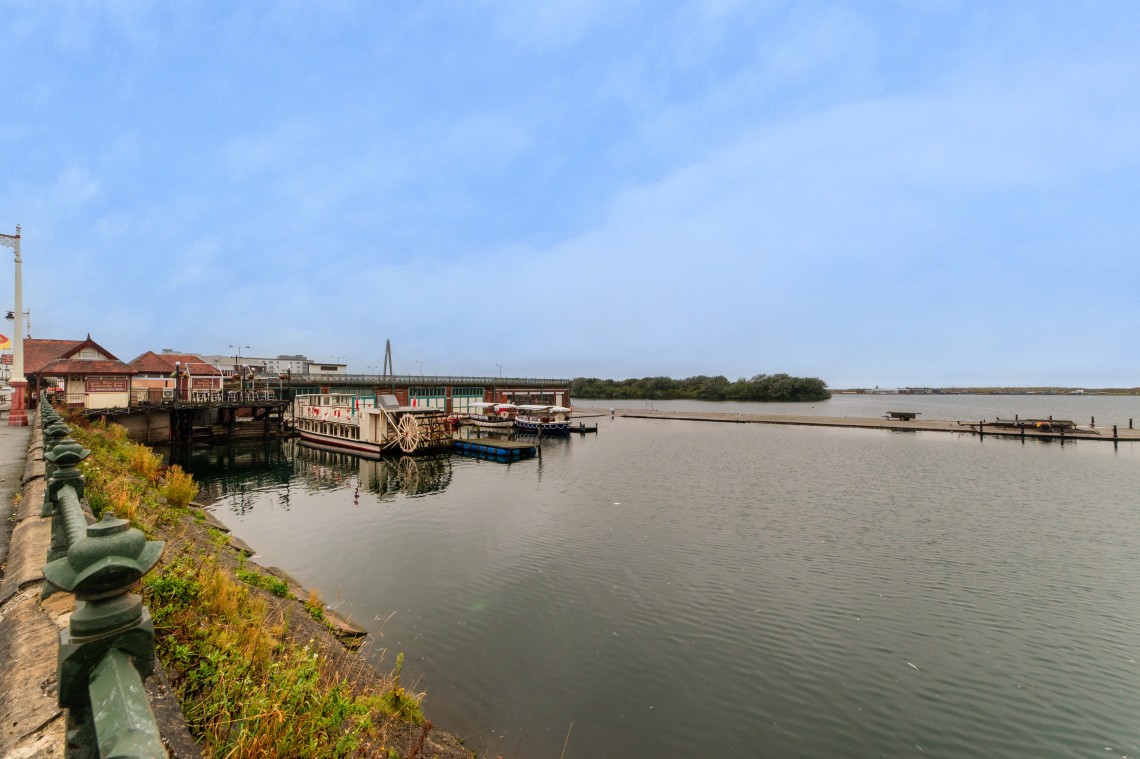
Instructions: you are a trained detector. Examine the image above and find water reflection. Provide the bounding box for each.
[162,439,294,506]
[167,439,455,515]
[294,442,453,499]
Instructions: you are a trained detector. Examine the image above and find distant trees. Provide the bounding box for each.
[570,374,830,402]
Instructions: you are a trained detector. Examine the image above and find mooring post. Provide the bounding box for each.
[1019,423,1025,442]
[1091,416,1095,428]
[1113,425,1118,445]
[979,420,984,439]
[1130,418,1134,429]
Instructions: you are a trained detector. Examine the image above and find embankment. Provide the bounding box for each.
[1,413,475,758]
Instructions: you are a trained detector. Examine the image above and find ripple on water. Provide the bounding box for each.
[197,424,1140,758]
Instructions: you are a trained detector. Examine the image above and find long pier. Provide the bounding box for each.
[583,407,1140,443]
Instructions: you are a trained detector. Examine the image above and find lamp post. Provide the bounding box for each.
[0,225,27,425]
[230,344,249,395]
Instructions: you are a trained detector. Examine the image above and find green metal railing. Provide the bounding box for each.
[39,396,167,758]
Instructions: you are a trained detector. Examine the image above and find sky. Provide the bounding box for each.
[1,1,1138,388]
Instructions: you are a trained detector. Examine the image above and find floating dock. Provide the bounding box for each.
[453,438,538,462]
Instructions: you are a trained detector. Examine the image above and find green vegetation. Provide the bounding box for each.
[70,419,430,758]
[571,373,831,402]
[236,567,292,598]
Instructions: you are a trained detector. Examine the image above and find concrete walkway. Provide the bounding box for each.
[0,414,31,573]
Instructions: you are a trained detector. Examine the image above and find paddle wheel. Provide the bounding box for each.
[380,408,452,454]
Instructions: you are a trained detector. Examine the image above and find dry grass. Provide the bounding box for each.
[70,418,438,759]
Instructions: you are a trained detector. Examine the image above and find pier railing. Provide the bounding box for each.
[38,395,167,758]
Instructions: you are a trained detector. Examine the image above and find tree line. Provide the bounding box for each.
[570,374,831,402]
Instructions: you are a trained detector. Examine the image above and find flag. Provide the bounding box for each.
[0,333,9,350]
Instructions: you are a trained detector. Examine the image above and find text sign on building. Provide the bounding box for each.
[192,378,215,389]
[85,377,129,393]
[0,354,11,365]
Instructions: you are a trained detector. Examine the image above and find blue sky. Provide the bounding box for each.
[2,1,1138,388]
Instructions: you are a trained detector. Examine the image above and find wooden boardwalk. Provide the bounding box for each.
[578,407,1140,443]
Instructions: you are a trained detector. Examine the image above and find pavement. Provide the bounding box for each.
[0,412,31,573]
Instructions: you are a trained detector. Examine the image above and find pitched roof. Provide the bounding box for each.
[128,351,222,375]
[24,335,129,377]
[25,339,84,375]
[37,359,134,376]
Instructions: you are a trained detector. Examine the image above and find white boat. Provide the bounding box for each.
[468,401,517,429]
[514,405,573,434]
[292,392,453,456]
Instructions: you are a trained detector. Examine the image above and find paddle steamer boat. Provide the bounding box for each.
[292,392,453,456]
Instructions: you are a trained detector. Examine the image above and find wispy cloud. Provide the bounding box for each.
[1,1,1138,384]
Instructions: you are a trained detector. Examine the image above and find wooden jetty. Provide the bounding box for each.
[580,407,1140,444]
[453,438,538,462]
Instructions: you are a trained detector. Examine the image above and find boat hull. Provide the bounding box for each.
[470,417,516,430]
[297,428,387,458]
[515,419,572,434]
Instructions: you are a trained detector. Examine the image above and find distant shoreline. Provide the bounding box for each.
[830,389,1140,396]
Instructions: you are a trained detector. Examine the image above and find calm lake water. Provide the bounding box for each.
[174,396,1140,758]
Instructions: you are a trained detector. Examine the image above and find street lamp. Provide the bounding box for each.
[0,225,27,426]
[230,344,250,394]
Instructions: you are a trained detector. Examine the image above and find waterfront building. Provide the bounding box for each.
[128,351,223,401]
[23,335,133,408]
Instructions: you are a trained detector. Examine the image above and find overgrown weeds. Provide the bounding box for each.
[161,464,199,509]
[145,553,384,756]
[68,418,430,758]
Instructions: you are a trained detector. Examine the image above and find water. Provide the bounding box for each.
[175,396,1140,758]
[585,393,1140,428]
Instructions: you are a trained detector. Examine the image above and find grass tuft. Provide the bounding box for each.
[161,464,199,509]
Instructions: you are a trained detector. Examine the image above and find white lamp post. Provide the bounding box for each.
[0,225,27,426]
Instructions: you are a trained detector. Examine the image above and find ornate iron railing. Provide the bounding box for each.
[39,396,167,758]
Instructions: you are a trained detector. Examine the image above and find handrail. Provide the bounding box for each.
[38,394,167,758]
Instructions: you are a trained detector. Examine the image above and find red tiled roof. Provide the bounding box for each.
[128,351,221,375]
[24,339,84,375]
[37,359,133,376]
[24,336,129,377]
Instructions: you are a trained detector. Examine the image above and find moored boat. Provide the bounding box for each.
[292,392,453,456]
[514,404,573,434]
[468,401,517,429]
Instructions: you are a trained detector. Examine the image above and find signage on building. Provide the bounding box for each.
[85,377,129,393]
[0,353,11,365]
[192,378,215,389]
